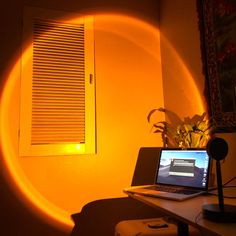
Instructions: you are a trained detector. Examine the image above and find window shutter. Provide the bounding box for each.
[19,7,96,156]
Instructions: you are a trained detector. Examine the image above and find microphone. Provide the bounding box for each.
[202,137,236,222]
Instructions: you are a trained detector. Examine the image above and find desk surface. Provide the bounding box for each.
[126,188,236,236]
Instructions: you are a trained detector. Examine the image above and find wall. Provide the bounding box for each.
[2,1,235,234]
[0,0,164,234]
[159,0,236,184]
[160,0,205,117]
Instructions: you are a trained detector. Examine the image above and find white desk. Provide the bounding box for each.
[126,189,236,236]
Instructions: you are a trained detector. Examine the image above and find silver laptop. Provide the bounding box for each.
[124,148,211,201]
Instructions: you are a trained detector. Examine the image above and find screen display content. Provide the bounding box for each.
[156,150,210,189]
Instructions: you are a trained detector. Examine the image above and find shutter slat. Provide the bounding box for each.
[31,18,86,145]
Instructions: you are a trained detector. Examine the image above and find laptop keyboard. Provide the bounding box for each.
[148,185,200,195]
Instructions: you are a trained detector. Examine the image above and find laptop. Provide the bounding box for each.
[124,148,211,201]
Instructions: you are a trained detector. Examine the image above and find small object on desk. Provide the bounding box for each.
[147,222,169,229]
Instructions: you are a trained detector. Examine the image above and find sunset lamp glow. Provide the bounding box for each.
[0,11,204,234]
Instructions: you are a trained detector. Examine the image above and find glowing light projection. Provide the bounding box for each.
[0,12,204,233]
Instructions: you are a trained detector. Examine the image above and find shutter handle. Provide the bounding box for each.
[89,74,93,84]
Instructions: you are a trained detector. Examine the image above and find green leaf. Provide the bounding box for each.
[147,107,166,123]
[153,125,165,130]
[147,109,159,123]
[147,108,214,148]
[154,130,163,133]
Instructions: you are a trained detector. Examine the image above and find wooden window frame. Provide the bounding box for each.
[19,7,96,156]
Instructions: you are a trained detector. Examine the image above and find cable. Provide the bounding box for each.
[194,211,206,236]
[223,176,236,186]
[207,192,236,199]
[223,185,236,189]
[207,180,236,198]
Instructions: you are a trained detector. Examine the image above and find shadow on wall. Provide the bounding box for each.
[0,147,163,236]
[70,147,164,236]
[71,197,163,236]
[0,8,163,233]
[0,173,68,236]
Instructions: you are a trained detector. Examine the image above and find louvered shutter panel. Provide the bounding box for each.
[19,7,95,156]
[32,19,86,145]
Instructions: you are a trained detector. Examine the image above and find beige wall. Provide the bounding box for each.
[159,0,236,184]
[0,0,164,232]
[160,0,206,117]
[1,0,235,233]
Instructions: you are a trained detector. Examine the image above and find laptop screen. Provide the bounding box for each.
[155,149,210,190]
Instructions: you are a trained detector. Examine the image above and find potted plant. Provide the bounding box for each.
[147,107,213,148]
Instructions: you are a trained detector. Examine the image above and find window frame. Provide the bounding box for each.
[19,7,96,156]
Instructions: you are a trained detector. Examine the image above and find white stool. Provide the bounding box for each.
[115,217,202,236]
[115,218,177,236]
